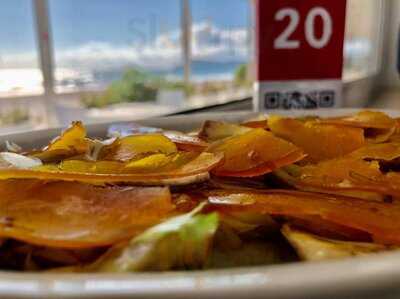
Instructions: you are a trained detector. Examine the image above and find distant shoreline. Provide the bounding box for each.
[0,60,244,95]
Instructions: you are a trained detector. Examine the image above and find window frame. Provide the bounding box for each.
[343,0,386,83]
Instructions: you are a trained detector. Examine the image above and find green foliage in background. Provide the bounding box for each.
[82,64,250,109]
[83,68,156,108]
[82,68,192,109]
[233,64,251,87]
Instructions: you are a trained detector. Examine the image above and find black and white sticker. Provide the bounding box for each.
[254,80,342,111]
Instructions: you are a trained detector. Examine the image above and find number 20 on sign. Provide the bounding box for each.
[254,0,347,110]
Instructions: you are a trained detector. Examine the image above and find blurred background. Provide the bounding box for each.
[0,0,398,133]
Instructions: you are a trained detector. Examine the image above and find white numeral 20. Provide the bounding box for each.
[274,7,333,49]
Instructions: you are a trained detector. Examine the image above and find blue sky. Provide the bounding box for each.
[0,0,249,52]
[0,0,36,52]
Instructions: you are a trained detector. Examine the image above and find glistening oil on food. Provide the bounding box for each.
[1,110,400,272]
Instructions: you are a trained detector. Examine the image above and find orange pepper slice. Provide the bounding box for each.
[208,128,305,177]
[0,180,173,248]
[268,116,365,163]
[208,189,400,245]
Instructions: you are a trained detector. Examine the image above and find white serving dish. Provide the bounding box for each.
[0,109,399,299]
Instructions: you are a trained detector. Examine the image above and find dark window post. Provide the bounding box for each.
[397,25,400,77]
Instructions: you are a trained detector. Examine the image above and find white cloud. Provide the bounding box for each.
[0,22,250,92]
[0,51,38,69]
[191,22,248,63]
[0,22,249,72]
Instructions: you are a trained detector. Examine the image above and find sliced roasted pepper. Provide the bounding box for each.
[268,115,365,163]
[321,110,397,143]
[0,180,174,248]
[207,128,305,177]
[198,120,252,142]
[0,152,223,186]
[99,134,177,162]
[31,121,89,162]
[208,189,400,245]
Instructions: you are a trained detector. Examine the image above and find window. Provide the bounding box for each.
[0,0,43,97]
[343,0,384,81]
[49,0,183,122]
[48,0,253,125]
[188,0,252,104]
[0,0,389,131]
[0,0,46,131]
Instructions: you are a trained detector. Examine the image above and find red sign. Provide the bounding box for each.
[256,0,347,81]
